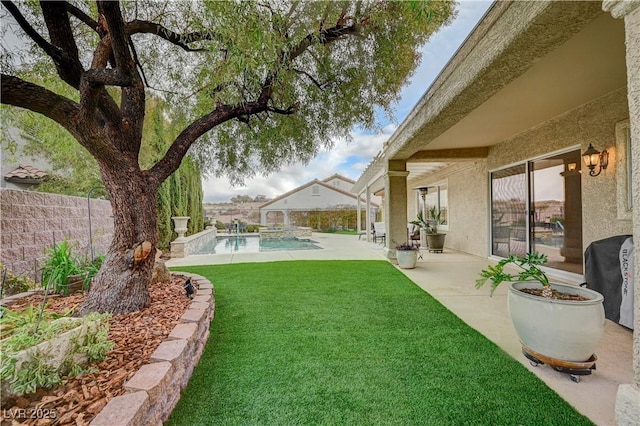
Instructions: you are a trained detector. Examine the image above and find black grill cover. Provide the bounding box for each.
[584,235,634,329]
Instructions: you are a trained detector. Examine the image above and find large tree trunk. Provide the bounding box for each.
[77,166,160,315]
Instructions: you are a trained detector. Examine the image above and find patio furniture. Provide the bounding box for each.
[373,222,386,244]
[408,224,421,247]
[358,223,374,240]
[492,225,511,253]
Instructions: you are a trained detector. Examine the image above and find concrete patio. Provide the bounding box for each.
[167,232,633,426]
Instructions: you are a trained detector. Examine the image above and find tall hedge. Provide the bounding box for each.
[141,101,205,249]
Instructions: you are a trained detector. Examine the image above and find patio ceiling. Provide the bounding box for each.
[388,2,626,161]
[353,1,626,194]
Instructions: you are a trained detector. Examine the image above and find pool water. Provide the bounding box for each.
[194,235,321,254]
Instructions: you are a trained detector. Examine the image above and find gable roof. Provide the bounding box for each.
[259,176,379,209]
[322,174,356,185]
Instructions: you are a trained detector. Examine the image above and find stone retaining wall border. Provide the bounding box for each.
[90,273,215,426]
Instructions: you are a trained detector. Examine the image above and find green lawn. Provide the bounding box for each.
[167,260,592,426]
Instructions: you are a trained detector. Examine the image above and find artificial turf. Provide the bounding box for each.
[166,260,593,426]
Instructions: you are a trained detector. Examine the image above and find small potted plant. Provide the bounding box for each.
[475,252,605,362]
[395,242,419,269]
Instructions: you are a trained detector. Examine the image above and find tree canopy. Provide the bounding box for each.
[2,0,456,184]
[1,0,456,314]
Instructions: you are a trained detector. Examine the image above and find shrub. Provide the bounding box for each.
[0,307,113,396]
[0,264,36,297]
[41,241,82,295]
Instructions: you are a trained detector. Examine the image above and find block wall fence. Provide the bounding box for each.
[0,188,114,280]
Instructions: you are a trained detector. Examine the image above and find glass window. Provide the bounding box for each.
[490,149,583,275]
[419,181,448,231]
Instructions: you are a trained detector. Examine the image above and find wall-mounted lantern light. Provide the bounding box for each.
[581,144,609,177]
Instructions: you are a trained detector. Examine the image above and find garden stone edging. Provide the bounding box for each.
[90,273,215,426]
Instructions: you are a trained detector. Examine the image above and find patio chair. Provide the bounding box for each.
[373,222,386,244]
[492,225,511,253]
[358,223,374,240]
[408,224,421,247]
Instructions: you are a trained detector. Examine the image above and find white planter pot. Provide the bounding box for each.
[171,216,190,240]
[396,250,418,269]
[507,281,605,362]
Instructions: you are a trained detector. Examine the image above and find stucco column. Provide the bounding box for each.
[602,1,640,424]
[283,210,290,227]
[560,167,583,263]
[384,160,409,259]
[366,186,372,242]
[356,195,362,233]
[260,209,267,226]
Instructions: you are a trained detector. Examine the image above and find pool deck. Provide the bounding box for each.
[166,232,634,426]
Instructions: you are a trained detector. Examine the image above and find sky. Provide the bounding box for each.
[203,1,494,203]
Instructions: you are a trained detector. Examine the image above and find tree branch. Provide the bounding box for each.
[97,1,145,153]
[1,74,122,166]
[65,2,100,34]
[267,102,299,115]
[149,100,270,183]
[39,1,84,87]
[98,1,135,76]
[1,1,81,88]
[126,19,216,52]
[1,74,80,137]
[292,68,330,91]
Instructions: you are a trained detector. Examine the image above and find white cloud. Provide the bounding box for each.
[202,1,492,203]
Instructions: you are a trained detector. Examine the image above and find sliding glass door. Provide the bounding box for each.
[490,149,583,274]
[530,151,583,274]
[490,165,528,258]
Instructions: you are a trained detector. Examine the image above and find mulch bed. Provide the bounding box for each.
[1,275,195,426]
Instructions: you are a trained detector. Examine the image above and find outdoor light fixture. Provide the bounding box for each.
[414,186,433,220]
[567,163,577,172]
[582,144,609,177]
[415,185,430,200]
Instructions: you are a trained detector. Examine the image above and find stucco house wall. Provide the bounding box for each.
[409,161,489,256]
[488,88,632,251]
[264,182,360,210]
[411,88,631,260]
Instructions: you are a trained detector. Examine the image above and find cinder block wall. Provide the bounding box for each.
[0,188,114,281]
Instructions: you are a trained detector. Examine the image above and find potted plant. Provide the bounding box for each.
[475,252,605,362]
[411,207,446,252]
[395,242,419,269]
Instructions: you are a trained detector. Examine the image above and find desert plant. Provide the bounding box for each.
[428,206,446,234]
[410,211,432,234]
[411,207,446,234]
[40,241,82,295]
[475,252,551,297]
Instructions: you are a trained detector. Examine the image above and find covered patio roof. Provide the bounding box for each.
[353,1,626,192]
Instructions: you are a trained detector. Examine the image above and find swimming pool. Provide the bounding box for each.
[193,235,322,254]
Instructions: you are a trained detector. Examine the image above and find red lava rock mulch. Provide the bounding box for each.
[1,275,195,426]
